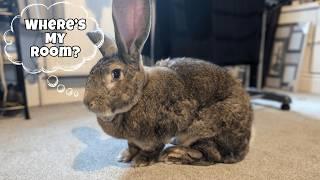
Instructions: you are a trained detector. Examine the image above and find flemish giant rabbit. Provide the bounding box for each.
[84,0,253,167]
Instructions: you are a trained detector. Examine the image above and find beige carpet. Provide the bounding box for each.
[0,94,320,180]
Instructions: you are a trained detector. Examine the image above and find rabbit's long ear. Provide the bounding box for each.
[87,31,118,57]
[112,0,151,60]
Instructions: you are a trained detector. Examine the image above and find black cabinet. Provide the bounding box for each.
[0,0,30,119]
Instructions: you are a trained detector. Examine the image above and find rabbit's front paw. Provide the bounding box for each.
[159,146,203,165]
[118,149,138,163]
[118,143,141,163]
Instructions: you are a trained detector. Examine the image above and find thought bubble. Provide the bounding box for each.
[57,84,66,93]
[73,90,79,97]
[66,88,73,96]
[46,74,80,98]
[47,75,59,87]
[3,1,105,74]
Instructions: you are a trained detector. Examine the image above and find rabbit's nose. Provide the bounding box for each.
[84,97,96,110]
[88,101,95,109]
[88,101,97,110]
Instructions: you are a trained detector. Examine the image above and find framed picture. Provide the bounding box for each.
[266,22,311,91]
[269,41,286,77]
[288,32,304,52]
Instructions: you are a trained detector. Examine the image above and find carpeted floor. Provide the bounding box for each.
[0,93,320,180]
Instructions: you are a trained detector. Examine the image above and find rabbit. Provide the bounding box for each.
[84,0,253,167]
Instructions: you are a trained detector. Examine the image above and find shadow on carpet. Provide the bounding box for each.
[72,127,129,171]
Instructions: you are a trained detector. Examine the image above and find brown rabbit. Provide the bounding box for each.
[84,0,253,167]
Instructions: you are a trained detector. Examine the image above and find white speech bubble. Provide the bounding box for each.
[3,1,106,74]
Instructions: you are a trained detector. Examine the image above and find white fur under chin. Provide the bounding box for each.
[97,102,138,122]
[97,113,115,122]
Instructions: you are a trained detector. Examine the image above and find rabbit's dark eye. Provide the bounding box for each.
[112,69,121,80]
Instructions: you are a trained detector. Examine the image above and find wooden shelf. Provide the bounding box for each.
[0,105,25,111]
[0,11,13,16]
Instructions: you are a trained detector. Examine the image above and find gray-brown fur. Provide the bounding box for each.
[84,0,252,167]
